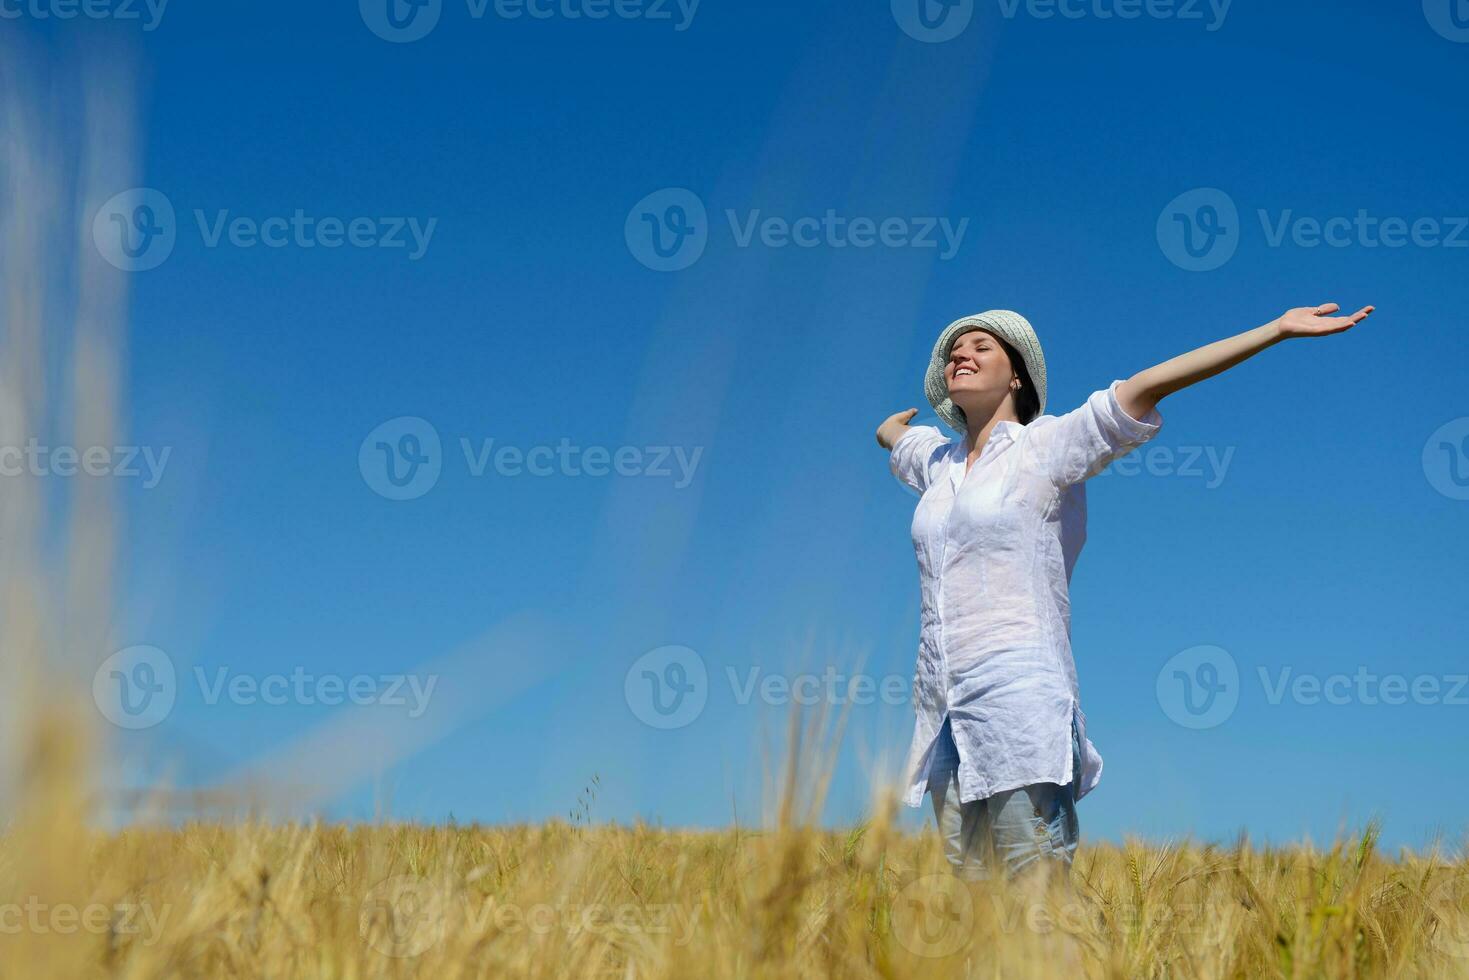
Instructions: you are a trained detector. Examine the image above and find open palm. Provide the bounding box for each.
[1276,302,1375,339]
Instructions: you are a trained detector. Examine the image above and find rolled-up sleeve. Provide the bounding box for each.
[1027,379,1163,487]
[889,425,950,495]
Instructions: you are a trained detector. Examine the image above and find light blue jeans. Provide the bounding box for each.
[926,715,1081,881]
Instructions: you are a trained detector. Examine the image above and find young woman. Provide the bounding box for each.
[875,303,1374,881]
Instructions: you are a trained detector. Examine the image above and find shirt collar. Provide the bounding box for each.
[955,419,1023,456]
[949,420,1024,491]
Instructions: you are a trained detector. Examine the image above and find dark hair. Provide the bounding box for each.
[998,335,1041,424]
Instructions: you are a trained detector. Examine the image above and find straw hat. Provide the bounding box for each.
[923,310,1047,434]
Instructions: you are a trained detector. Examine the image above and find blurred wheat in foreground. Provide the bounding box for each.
[0,812,1468,978]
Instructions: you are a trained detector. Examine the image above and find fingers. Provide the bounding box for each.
[1324,306,1373,329]
[1314,302,1341,315]
[901,408,918,420]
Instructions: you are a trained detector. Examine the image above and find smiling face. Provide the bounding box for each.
[944,328,1017,404]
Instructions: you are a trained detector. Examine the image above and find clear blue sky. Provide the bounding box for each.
[34,0,1468,850]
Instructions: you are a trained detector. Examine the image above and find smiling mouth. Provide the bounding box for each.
[954,367,977,378]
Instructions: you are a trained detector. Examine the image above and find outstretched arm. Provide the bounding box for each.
[876,408,919,450]
[1116,302,1375,420]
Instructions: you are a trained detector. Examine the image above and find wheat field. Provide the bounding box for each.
[2,706,1469,979]
[3,753,1469,980]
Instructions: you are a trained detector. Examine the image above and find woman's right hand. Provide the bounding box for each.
[876,408,919,450]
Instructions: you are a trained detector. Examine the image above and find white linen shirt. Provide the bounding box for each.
[889,379,1164,808]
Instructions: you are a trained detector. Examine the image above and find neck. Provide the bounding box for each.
[960,398,1020,452]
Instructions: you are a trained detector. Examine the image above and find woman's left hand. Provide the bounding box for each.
[1274,302,1375,339]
